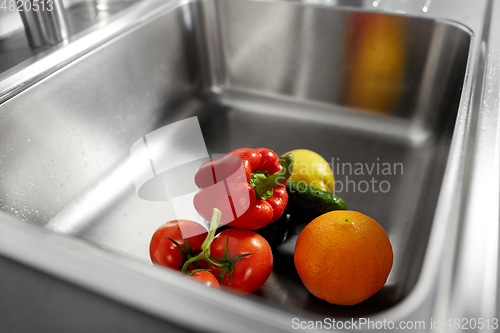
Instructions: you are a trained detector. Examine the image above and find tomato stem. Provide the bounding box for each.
[182,251,227,273]
[168,235,201,270]
[179,208,256,284]
[181,208,225,274]
[201,208,222,255]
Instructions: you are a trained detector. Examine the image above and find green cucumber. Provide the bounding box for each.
[256,181,347,247]
[286,180,347,213]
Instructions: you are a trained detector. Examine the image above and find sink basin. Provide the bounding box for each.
[0,0,492,331]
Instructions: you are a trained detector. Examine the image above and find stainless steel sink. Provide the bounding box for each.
[0,0,498,332]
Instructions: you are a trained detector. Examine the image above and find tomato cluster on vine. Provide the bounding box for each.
[149,211,273,295]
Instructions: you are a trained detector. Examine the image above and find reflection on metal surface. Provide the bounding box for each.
[422,0,433,13]
[343,13,406,115]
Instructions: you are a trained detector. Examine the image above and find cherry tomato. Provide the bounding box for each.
[149,220,208,271]
[209,229,273,294]
[188,271,220,289]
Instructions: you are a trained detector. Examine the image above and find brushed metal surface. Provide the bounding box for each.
[0,0,494,331]
[0,0,141,73]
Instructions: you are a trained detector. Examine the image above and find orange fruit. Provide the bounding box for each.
[294,210,393,305]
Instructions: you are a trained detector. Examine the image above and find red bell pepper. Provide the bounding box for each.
[193,148,294,229]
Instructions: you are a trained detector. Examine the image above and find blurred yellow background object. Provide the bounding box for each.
[343,13,406,114]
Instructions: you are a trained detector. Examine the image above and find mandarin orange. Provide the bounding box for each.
[294,210,393,305]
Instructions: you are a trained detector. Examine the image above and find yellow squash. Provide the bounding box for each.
[282,149,334,194]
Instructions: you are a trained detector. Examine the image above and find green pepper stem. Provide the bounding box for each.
[253,153,295,199]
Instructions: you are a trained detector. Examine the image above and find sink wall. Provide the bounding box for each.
[201,0,470,131]
[0,5,195,223]
[0,0,473,322]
